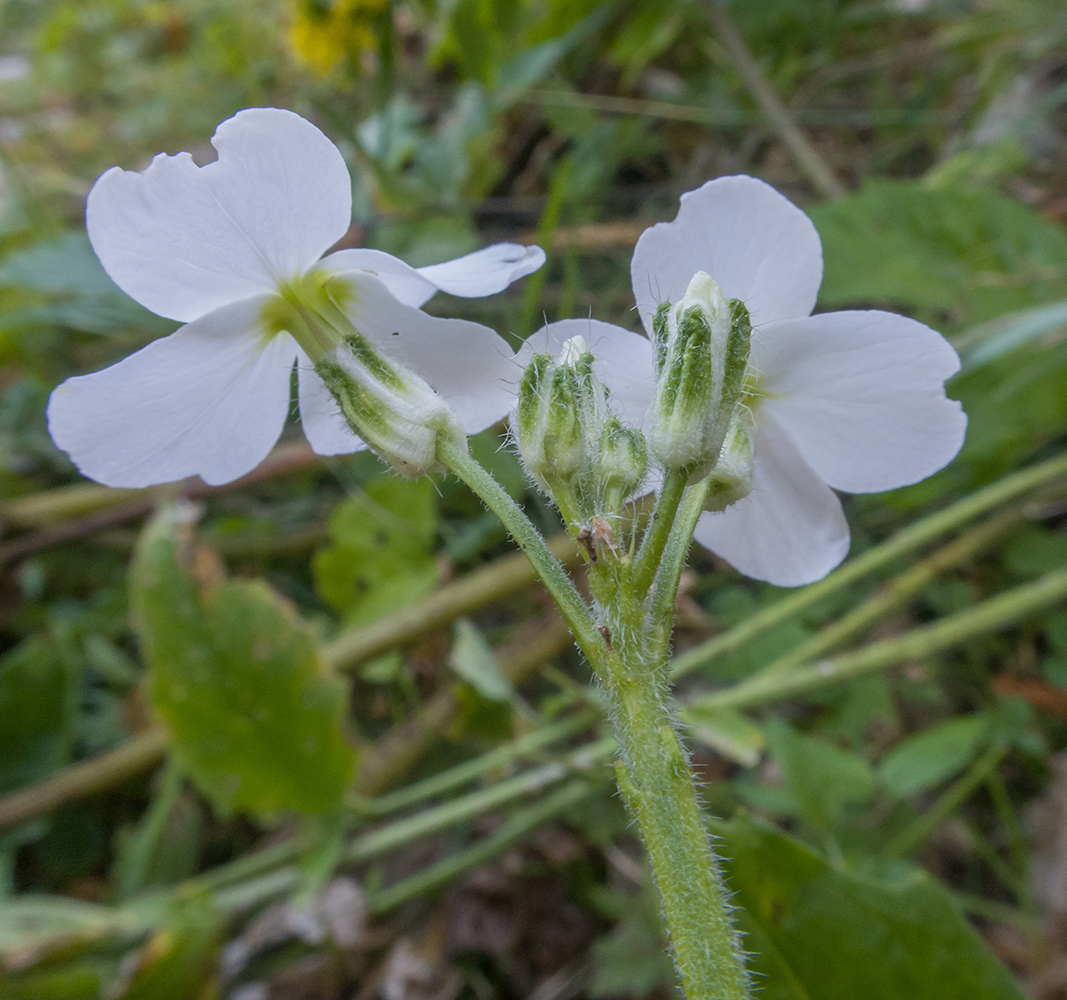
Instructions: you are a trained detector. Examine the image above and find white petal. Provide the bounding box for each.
[755,310,967,494]
[692,411,850,587]
[630,175,823,334]
[518,319,657,429]
[322,242,545,308]
[47,297,295,488]
[335,272,518,435]
[296,354,366,456]
[417,243,546,298]
[320,249,437,307]
[87,108,352,322]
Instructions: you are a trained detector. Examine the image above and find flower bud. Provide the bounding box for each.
[704,411,754,513]
[515,336,606,494]
[316,333,466,478]
[648,271,751,474]
[595,417,648,512]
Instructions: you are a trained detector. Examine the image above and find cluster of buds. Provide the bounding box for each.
[515,272,757,535]
[515,335,647,528]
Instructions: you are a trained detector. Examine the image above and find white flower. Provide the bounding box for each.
[522,176,967,587]
[48,107,545,488]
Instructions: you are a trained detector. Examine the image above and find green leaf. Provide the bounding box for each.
[0,233,173,337]
[0,637,79,796]
[810,180,1067,327]
[131,509,356,818]
[718,817,1027,1000]
[312,476,438,625]
[449,619,515,702]
[764,721,875,833]
[878,715,990,799]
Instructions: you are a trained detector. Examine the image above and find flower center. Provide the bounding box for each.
[262,269,356,362]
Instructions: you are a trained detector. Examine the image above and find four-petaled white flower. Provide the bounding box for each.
[48,107,545,488]
[521,176,967,587]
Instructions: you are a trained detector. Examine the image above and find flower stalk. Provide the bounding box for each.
[438,434,753,1000]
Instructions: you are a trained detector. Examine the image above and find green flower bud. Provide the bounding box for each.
[516,336,607,494]
[704,411,754,513]
[316,333,466,478]
[595,417,648,512]
[648,271,751,475]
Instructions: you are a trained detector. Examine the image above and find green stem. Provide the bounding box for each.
[440,435,748,997]
[352,709,599,816]
[887,744,1007,856]
[632,467,692,597]
[647,479,712,661]
[704,566,1067,711]
[437,437,604,661]
[671,449,1067,679]
[0,729,169,834]
[750,508,1022,680]
[595,635,751,1000]
[367,780,594,914]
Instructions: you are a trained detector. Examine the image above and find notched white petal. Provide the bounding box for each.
[47,297,295,488]
[87,108,352,323]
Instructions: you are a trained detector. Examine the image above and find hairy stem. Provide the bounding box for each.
[647,479,712,661]
[595,630,751,1000]
[632,467,691,597]
[437,437,605,661]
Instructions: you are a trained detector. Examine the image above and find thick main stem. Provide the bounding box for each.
[595,632,750,1000]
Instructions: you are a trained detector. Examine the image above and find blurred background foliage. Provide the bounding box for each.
[1,0,1067,997]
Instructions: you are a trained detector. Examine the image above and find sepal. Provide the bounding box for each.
[648,271,751,474]
[316,334,466,477]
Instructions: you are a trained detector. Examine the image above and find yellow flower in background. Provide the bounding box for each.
[288,0,388,77]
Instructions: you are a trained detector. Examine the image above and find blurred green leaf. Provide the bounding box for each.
[811,180,1067,326]
[1003,525,1067,579]
[313,476,439,625]
[955,298,1067,369]
[681,704,764,767]
[116,897,218,1000]
[765,720,876,833]
[111,765,202,902]
[0,636,79,795]
[449,619,514,702]
[588,878,674,999]
[131,509,357,818]
[878,715,990,799]
[0,233,173,337]
[0,896,127,956]
[719,817,1027,1000]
